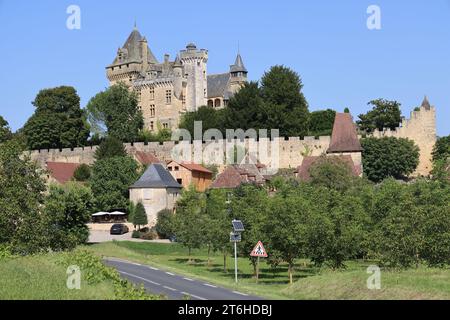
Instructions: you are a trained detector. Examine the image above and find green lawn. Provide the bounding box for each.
[88,241,450,300]
[0,254,116,300]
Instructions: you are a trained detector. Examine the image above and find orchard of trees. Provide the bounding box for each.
[157,158,450,284]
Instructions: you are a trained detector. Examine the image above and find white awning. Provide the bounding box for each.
[92,212,110,217]
[110,211,127,216]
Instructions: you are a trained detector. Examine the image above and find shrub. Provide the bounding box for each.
[133,202,148,230]
[155,209,175,239]
[140,228,158,241]
[132,230,141,239]
[73,164,91,182]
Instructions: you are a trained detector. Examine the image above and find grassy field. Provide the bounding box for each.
[0,253,116,300]
[88,241,450,300]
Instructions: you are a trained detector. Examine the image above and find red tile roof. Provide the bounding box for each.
[180,162,213,174]
[209,166,244,189]
[135,151,161,165]
[46,162,80,184]
[295,155,361,181]
[327,113,363,153]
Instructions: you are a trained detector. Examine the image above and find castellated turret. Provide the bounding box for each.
[371,96,437,176]
[179,43,208,112]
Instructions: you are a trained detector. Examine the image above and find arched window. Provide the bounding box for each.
[207,100,214,107]
[214,99,221,108]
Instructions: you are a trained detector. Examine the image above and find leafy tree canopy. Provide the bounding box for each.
[73,164,91,182]
[23,86,90,150]
[357,99,402,133]
[94,136,127,160]
[86,83,144,142]
[90,156,140,212]
[432,135,450,163]
[133,202,148,230]
[361,137,420,182]
[308,109,336,137]
[0,115,12,143]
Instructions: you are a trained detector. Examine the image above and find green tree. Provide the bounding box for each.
[260,65,309,137]
[205,189,231,270]
[94,136,127,160]
[308,155,355,192]
[0,140,48,254]
[90,156,140,212]
[432,135,450,163]
[361,137,420,182]
[180,106,226,138]
[44,183,94,250]
[173,187,207,262]
[0,115,12,143]
[357,99,402,133]
[73,164,91,182]
[155,209,175,239]
[224,82,265,133]
[23,86,90,150]
[86,83,144,142]
[133,202,148,230]
[266,191,308,284]
[308,109,336,137]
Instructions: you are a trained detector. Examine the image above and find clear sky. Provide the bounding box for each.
[0,0,449,136]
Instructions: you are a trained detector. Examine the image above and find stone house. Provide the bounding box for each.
[166,161,213,192]
[129,163,182,226]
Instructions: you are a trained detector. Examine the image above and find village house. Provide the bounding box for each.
[129,163,182,226]
[166,160,213,192]
[209,164,269,189]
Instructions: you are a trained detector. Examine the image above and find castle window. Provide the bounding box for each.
[214,99,221,108]
[162,123,169,129]
[204,89,207,97]
[149,87,155,100]
[150,105,155,117]
[207,100,214,107]
[203,71,206,80]
[181,94,186,108]
[166,90,172,104]
[150,121,154,131]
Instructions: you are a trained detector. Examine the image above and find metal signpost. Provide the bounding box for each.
[230,220,244,284]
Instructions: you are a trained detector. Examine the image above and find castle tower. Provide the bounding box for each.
[106,26,158,86]
[179,43,208,112]
[228,52,248,94]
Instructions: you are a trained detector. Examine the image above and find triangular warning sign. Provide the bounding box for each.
[250,241,268,257]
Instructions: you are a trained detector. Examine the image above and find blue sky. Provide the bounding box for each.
[0,0,449,136]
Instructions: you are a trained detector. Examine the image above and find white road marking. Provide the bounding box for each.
[118,271,161,286]
[132,263,141,266]
[163,286,177,292]
[166,272,175,276]
[181,292,207,301]
[203,283,217,288]
[149,267,159,271]
[184,277,194,281]
[232,291,248,296]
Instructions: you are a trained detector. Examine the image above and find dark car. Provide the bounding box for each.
[110,224,129,235]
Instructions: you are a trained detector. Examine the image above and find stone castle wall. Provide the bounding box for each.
[28,106,437,177]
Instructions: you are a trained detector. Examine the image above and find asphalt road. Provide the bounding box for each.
[104,258,262,300]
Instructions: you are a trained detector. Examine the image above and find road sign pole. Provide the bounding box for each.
[256,256,260,284]
[234,241,238,283]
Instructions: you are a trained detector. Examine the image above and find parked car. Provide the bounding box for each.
[110,224,129,235]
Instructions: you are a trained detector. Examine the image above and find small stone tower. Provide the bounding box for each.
[179,43,208,112]
[371,96,437,176]
[228,52,248,94]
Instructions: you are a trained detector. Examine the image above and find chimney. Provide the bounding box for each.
[164,54,170,64]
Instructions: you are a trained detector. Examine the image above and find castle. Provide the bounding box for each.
[106,26,248,132]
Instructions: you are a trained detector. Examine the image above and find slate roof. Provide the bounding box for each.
[295,156,361,181]
[421,96,431,110]
[327,113,363,153]
[130,164,182,189]
[46,162,80,184]
[207,73,230,99]
[111,28,158,66]
[230,53,247,73]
